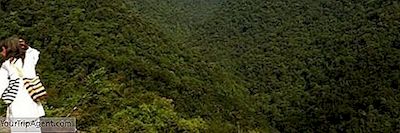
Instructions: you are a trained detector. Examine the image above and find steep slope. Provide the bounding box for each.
[0,0,209,132]
[189,0,400,132]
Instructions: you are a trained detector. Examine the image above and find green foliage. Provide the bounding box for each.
[0,0,399,132]
[185,0,400,132]
[104,97,206,132]
[79,68,207,132]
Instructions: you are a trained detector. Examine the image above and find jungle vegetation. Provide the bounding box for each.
[0,0,399,132]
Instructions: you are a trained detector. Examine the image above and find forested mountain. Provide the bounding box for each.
[0,0,399,132]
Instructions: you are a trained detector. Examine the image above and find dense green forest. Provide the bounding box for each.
[0,0,399,132]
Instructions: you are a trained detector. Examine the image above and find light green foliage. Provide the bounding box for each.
[73,68,206,132]
[104,97,206,132]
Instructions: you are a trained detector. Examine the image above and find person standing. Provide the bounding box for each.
[0,35,45,132]
[19,36,46,115]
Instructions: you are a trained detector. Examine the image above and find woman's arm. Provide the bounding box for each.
[24,47,40,77]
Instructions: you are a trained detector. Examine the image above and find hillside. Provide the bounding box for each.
[0,0,399,132]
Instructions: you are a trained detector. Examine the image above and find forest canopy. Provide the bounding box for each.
[0,0,399,132]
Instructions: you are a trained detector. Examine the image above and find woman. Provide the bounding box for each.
[0,35,44,132]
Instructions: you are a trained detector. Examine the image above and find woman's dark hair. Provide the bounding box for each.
[0,35,26,63]
[18,35,29,50]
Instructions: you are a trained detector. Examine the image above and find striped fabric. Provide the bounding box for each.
[23,76,47,102]
[1,58,47,104]
[1,77,20,104]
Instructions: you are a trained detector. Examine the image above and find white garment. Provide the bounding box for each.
[0,47,45,132]
[23,47,45,117]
